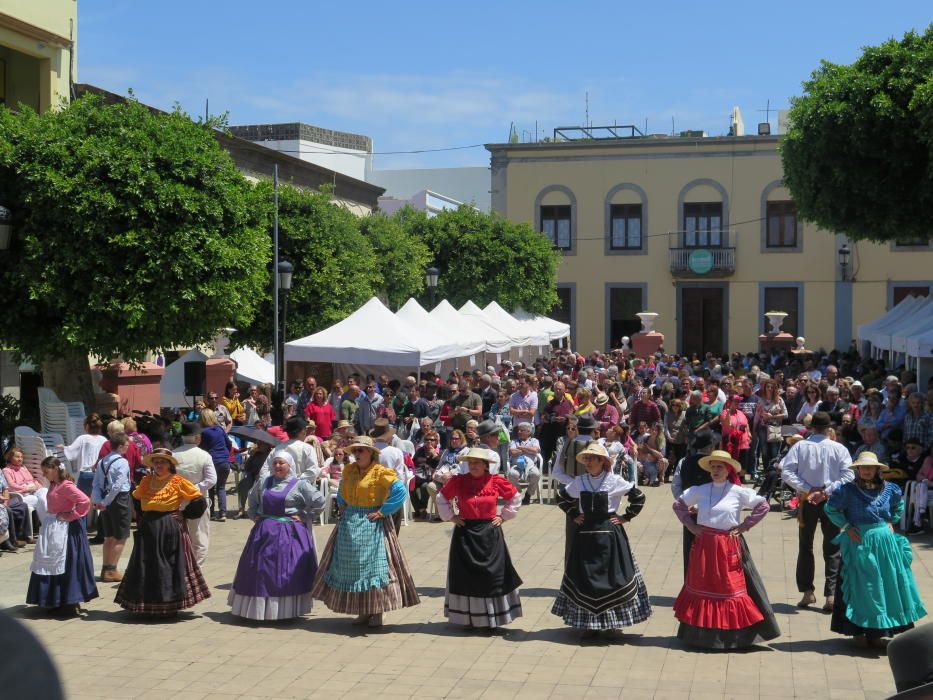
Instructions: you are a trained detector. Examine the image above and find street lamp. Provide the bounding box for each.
[0,205,12,250]
[838,243,851,281]
[425,265,439,308]
[277,260,293,395]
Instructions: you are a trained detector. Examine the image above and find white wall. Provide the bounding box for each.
[254,139,369,182]
[368,166,490,211]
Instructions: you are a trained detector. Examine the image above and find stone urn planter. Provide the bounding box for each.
[765,311,788,334]
[636,312,659,333]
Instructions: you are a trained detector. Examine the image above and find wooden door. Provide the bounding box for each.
[681,287,724,357]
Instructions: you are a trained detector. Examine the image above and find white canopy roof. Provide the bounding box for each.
[431,300,511,354]
[907,327,933,358]
[482,301,550,346]
[285,297,464,367]
[230,347,275,386]
[512,307,570,341]
[395,298,486,357]
[160,349,208,407]
[890,299,933,353]
[858,295,926,349]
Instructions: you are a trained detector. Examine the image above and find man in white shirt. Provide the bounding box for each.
[173,422,217,566]
[269,416,319,482]
[371,419,408,534]
[780,411,854,611]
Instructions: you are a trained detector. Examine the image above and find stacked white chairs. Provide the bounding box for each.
[37,387,85,446]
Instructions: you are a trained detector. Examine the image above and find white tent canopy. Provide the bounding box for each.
[396,298,486,358]
[858,295,926,351]
[431,300,512,354]
[285,297,464,367]
[483,301,550,347]
[512,307,570,342]
[458,301,522,352]
[908,328,933,359]
[160,349,208,407]
[890,300,933,354]
[230,347,275,386]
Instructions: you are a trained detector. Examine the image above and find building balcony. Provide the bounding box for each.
[668,234,736,277]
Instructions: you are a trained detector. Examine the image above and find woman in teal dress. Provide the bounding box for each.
[825,451,926,650]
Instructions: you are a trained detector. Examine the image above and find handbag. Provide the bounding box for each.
[182,496,208,520]
[766,423,783,443]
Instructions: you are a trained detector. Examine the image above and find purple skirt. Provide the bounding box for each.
[232,517,318,597]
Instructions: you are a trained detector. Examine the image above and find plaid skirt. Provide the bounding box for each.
[552,564,652,630]
[312,506,419,615]
[115,510,211,614]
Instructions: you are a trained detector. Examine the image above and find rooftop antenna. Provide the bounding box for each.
[585,91,589,127]
[758,99,772,123]
[671,116,675,136]
[205,98,209,124]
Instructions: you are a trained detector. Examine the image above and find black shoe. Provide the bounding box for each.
[521,493,531,506]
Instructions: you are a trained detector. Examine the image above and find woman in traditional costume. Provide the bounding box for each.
[436,447,522,630]
[825,451,926,649]
[114,448,210,614]
[228,452,324,620]
[552,442,651,639]
[311,436,419,627]
[673,449,779,649]
[26,457,98,615]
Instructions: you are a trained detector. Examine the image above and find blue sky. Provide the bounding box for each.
[78,1,931,169]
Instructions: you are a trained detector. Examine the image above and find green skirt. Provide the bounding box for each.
[832,522,926,632]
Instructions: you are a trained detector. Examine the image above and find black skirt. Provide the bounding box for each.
[114,510,210,614]
[447,519,522,598]
[560,510,639,614]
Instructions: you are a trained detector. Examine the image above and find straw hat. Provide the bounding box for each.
[335,420,354,433]
[142,447,179,469]
[851,451,887,471]
[786,434,805,446]
[457,447,494,465]
[594,392,610,406]
[368,418,395,441]
[346,435,381,459]
[698,449,742,474]
[575,442,612,467]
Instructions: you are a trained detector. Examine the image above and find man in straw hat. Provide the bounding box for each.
[781,411,854,610]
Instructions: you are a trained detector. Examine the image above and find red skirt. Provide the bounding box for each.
[674,526,763,630]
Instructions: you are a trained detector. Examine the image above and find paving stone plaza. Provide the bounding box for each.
[1,484,927,700]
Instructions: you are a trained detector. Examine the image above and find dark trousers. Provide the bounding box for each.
[210,461,231,516]
[410,476,430,512]
[682,524,696,578]
[796,499,841,597]
[744,434,760,477]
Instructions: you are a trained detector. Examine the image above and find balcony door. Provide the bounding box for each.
[680,286,725,357]
[683,202,723,248]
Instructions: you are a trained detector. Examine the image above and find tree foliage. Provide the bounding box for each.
[781,25,933,243]
[229,182,381,350]
[0,94,269,364]
[405,206,560,314]
[359,212,431,310]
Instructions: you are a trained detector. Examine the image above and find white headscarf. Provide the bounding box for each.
[269,451,297,479]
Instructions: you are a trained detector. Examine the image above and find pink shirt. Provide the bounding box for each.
[2,465,42,494]
[46,479,90,521]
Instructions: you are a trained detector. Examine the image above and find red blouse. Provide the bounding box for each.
[439,473,517,519]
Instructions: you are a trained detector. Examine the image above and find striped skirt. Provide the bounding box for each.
[311,506,419,615]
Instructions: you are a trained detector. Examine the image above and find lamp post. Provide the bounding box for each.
[0,205,12,250]
[838,243,851,281]
[277,260,293,396]
[425,265,439,308]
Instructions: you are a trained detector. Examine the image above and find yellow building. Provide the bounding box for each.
[487,131,933,356]
[0,0,76,112]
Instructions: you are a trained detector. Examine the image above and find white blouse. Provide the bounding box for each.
[564,472,634,512]
[63,434,108,472]
[680,483,766,530]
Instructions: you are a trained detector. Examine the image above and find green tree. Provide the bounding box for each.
[230,182,380,350]
[781,25,933,243]
[409,206,560,314]
[0,95,269,407]
[359,211,431,309]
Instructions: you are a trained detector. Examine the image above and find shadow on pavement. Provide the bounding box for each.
[769,637,883,656]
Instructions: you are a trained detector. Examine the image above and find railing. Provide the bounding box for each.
[668,234,736,277]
